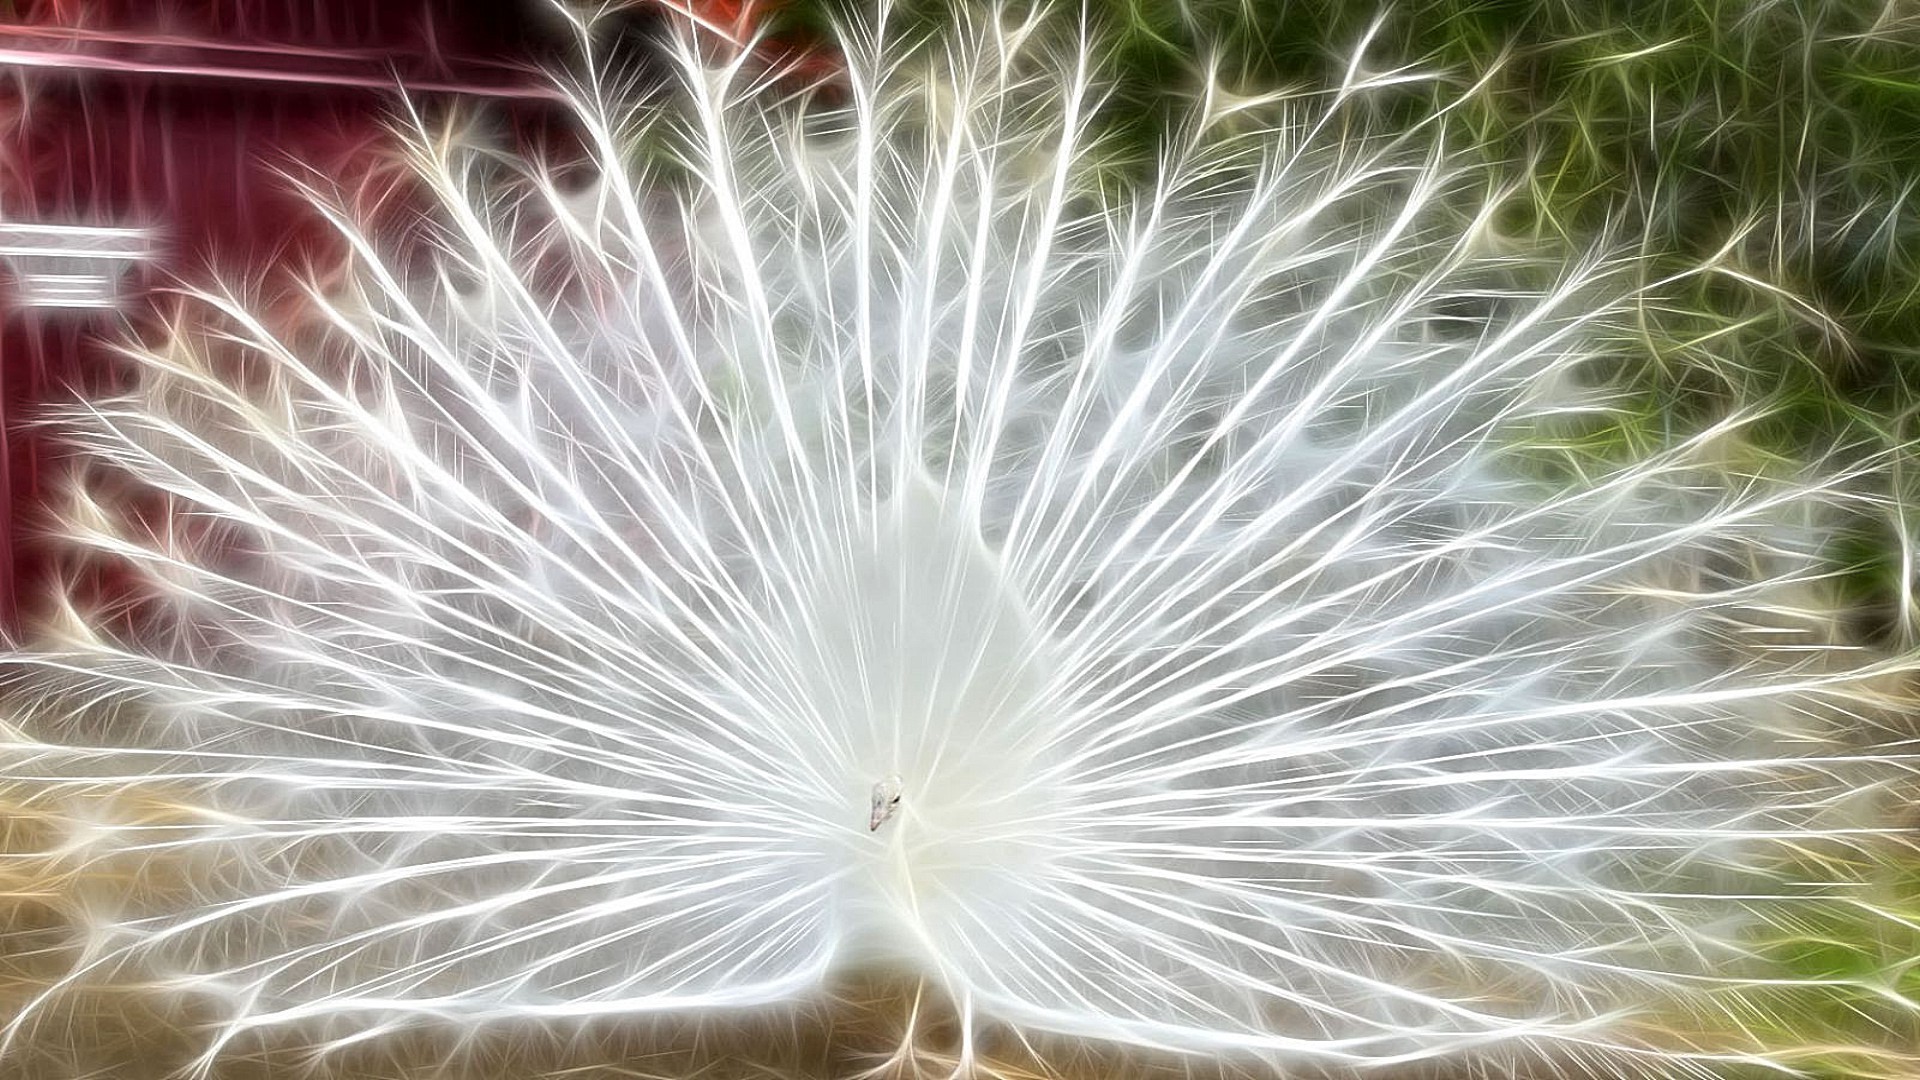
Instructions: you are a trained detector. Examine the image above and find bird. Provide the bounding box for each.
[1,3,1914,1078]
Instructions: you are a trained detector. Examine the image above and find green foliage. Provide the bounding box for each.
[1735,859,1920,1076]
[740,1,1920,1064]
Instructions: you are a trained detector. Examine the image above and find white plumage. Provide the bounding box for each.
[3,5,1912,1075]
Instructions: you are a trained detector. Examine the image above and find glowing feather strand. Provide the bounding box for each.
[2,5,1915,1075]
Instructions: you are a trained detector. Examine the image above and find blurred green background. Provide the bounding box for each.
[758,0,1920,645]
[756,1,1920,1073]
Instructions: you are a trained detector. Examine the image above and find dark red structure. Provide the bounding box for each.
[0,0,840,641]
[0,0,579,638]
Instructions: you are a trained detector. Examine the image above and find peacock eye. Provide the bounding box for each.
[889,795,901,805]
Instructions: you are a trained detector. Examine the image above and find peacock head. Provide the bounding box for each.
[868,774,904,831]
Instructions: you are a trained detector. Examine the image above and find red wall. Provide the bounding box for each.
[0,0,567,637]
[0,0,837,640]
